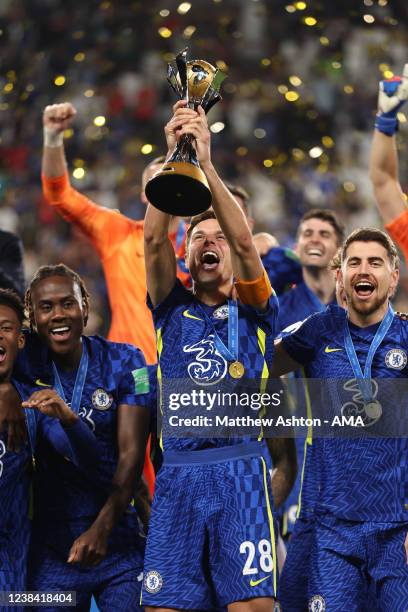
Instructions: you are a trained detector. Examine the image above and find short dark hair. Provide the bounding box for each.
[224,182,250,216]
[0,289,24,324]
[142,155,166,187]
[25,263,90,330]
[186,210,217,250]
[340,227,399,269]
[298,209,345,245]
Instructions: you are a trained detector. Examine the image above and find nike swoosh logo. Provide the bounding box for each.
[250,575,271,587]
[324,346,343,353]
[35,379,51,387]
[182,309,203,321]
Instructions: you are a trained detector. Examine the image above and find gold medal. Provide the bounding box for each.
[229,361,245,379]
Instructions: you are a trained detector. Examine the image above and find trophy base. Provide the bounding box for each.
[145,161,212,216]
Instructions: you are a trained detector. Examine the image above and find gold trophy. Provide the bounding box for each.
[145,48,226,216]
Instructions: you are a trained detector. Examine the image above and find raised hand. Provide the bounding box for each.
[178,105,211,167]
[376,64,408,135]
[43,102,77,133]
[164,99,197,154]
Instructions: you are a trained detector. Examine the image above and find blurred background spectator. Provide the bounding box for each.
[1,0,407,332]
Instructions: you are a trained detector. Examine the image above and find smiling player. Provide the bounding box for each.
[272,228,408,610]
[15,264,153,611]
[141,101,296,610]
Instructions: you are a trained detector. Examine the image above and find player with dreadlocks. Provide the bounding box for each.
[17,263,154,611]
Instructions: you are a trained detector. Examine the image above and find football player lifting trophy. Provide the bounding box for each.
[145,47,226,216]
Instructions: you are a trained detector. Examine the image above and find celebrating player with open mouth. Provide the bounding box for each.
[272,228,408,611]
[15,264,153,611]
[142,100,296,610]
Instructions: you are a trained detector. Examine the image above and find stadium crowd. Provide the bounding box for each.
[1,0,408,329]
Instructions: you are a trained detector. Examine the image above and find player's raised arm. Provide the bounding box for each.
[42,102,76,178]
[143,102,195,307]
[369,64,408,224]
[144,205,177,307]
[178,105,268,308]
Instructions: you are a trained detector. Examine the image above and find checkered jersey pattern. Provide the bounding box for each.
[281,305,408,521]
[277,283,332,530]
[14,333,154,523]
[149,280,278,452]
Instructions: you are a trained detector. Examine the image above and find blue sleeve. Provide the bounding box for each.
[280,313,319,364]
[38,414,99,468]
[262,247,302,296]
[116,346,156,409]
[147,280,191,329]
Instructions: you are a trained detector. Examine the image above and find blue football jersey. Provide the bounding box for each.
[149,280,278,452]
[0,433,31,586]
[15,334,153,524]
[277,281,333,525]
[261,247,302,296]
[281,305,408,521]
[0,377,97,592]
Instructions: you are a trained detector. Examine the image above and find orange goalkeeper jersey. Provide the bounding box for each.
[42,172,189,365]
[386,208,408,264]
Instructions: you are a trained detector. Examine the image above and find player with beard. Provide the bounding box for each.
[141,100,296,610]
[271,227,408,610]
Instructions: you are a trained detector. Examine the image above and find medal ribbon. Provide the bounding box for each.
[343,305,394,403]
[52,341,89,414]
[196,299,239,363]
[25,408,37,461]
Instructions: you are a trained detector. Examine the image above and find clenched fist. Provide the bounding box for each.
[43,102,77,133]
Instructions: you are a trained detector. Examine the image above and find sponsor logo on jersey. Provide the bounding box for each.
[182,309,203,321]
[183,334,227,385]
[91,388,113,410]
[213,305,229,319]
[385,348,407,370]
[324,346,343,353]
[308,595,326,612]
[144,570,163,594]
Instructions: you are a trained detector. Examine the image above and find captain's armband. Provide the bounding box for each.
[234,270,273,305]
